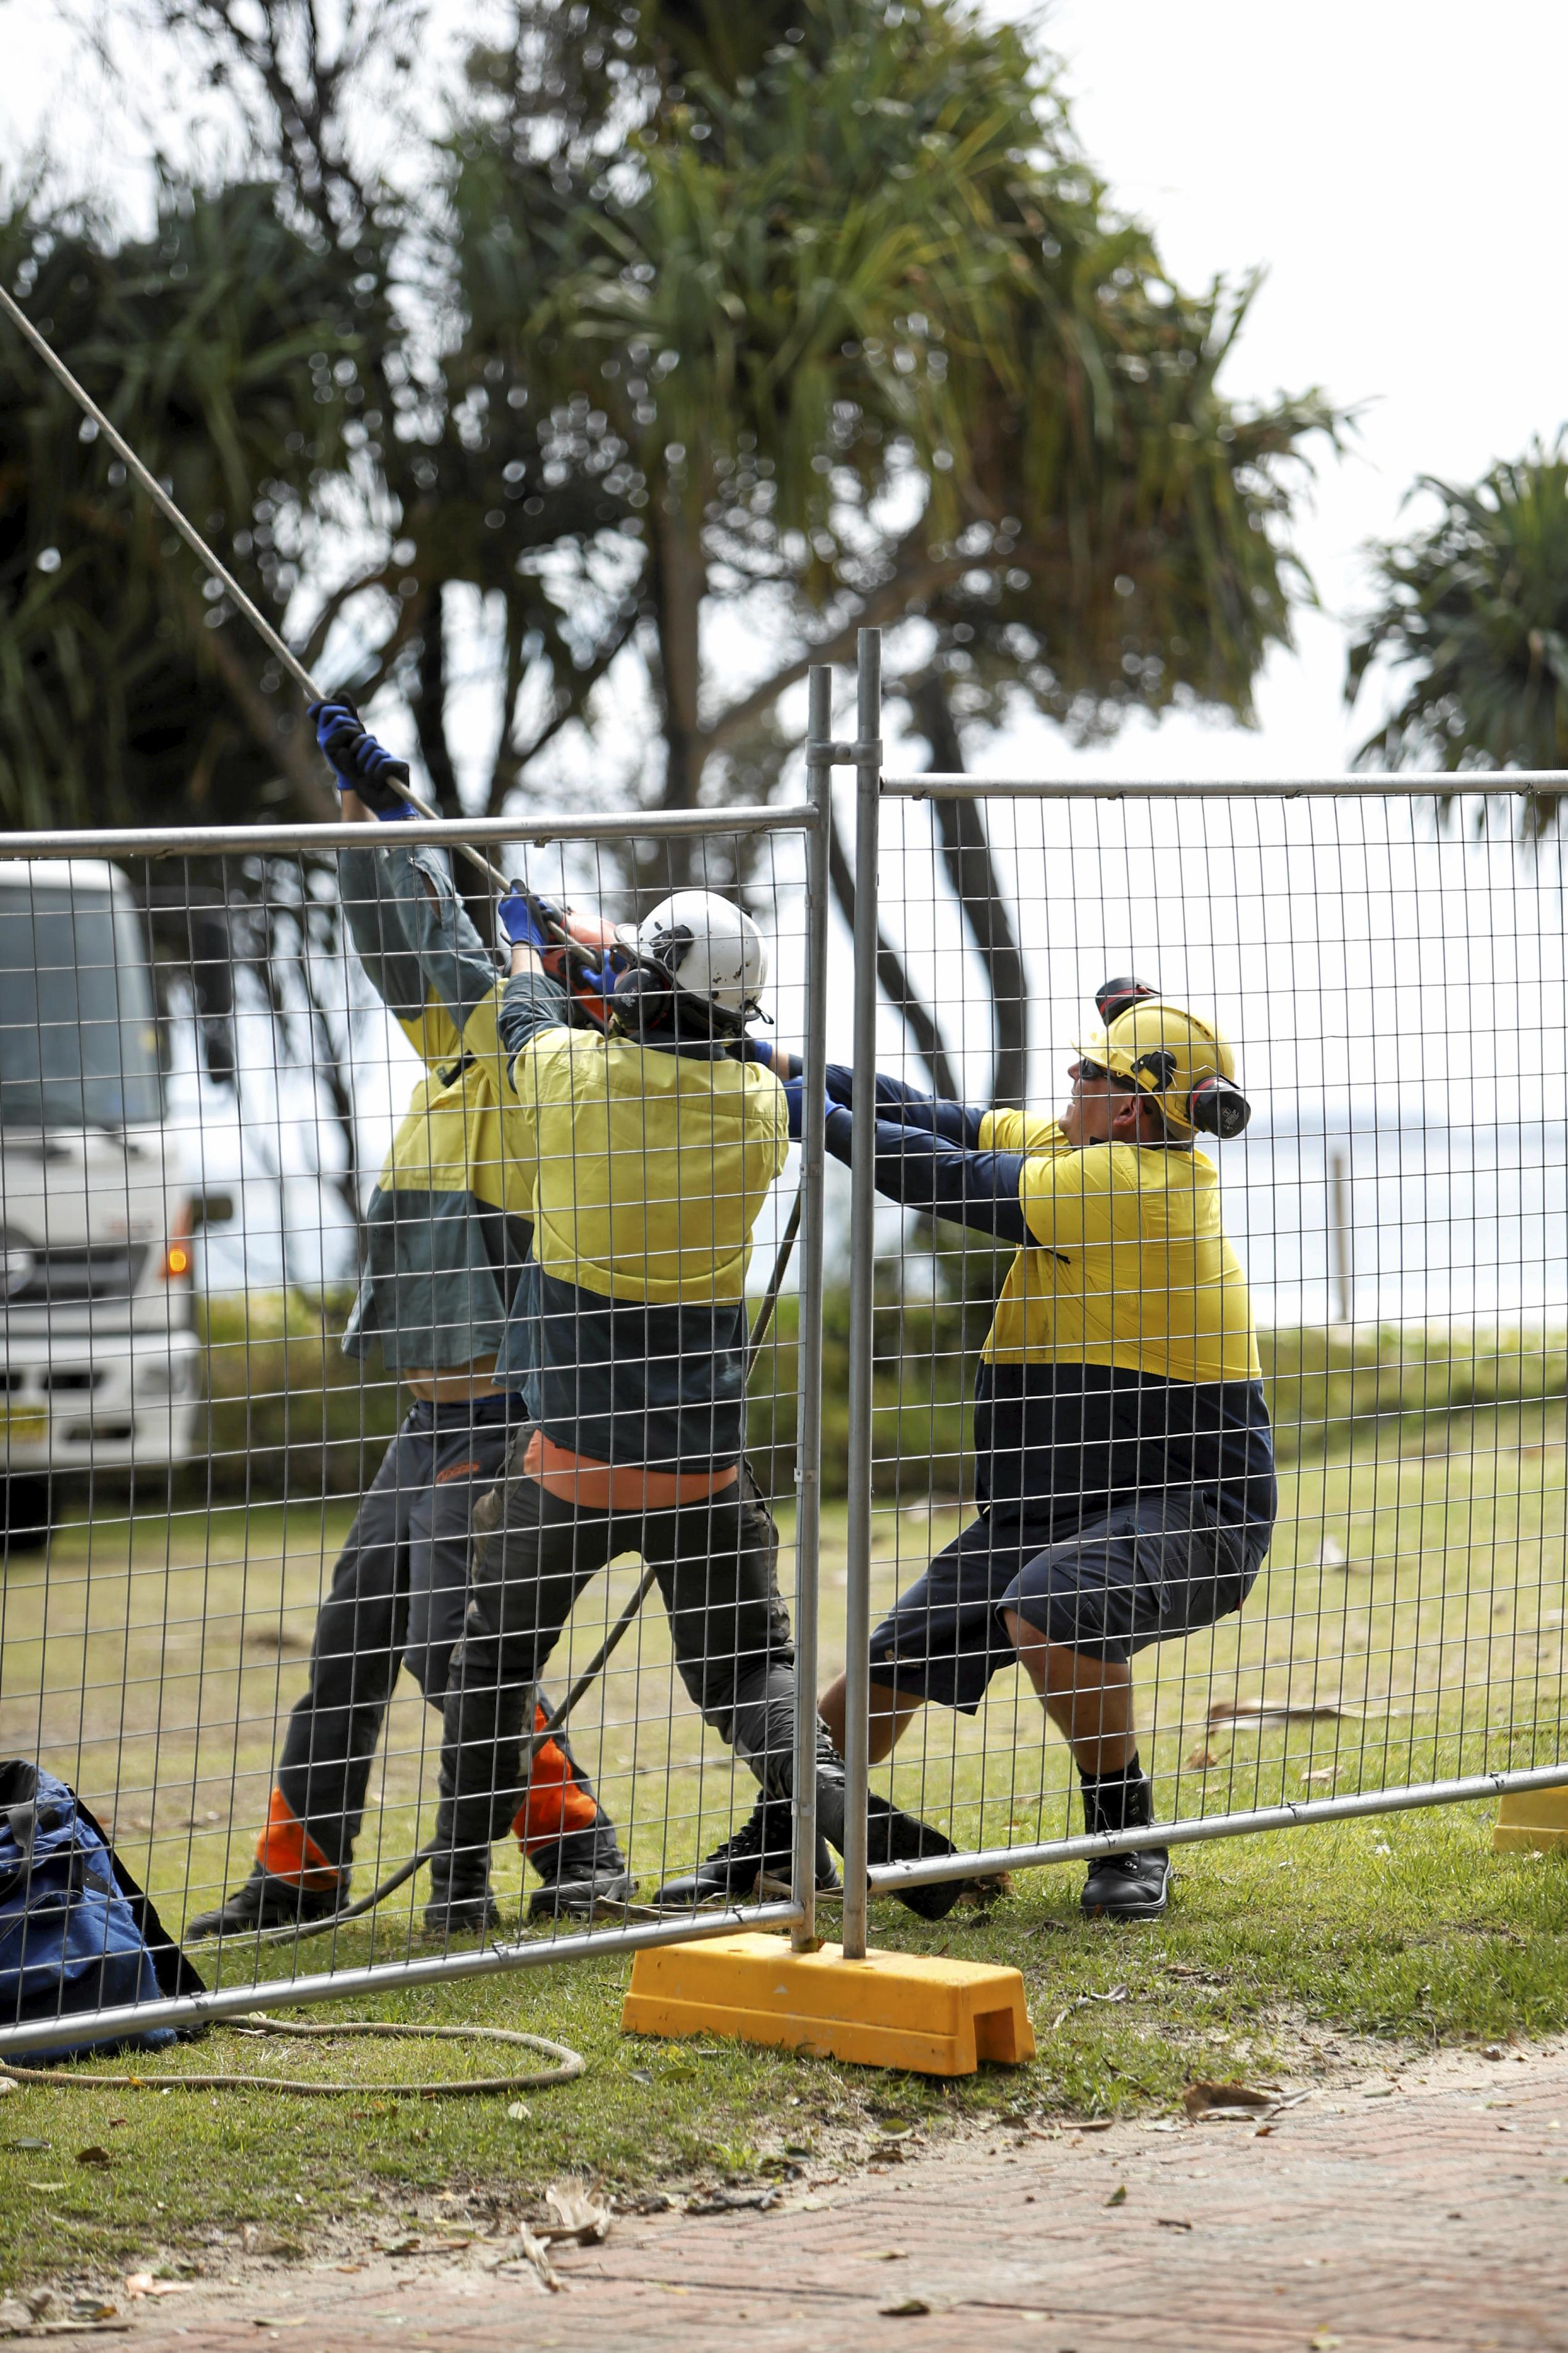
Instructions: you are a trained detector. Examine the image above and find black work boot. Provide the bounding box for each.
[527,1824,638,1923]
[186,1864,346,1941]
[806,1721,969,1924]
[654,1794,841,1909]
[1081,1846,1170,1920]
[423,1842,502,1938]
[1078,1755,1168,1920]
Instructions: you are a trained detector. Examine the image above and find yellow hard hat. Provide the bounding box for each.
[1075,977,1250,1139]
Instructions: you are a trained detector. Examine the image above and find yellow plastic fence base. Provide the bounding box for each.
[622,1930,1036,2077]
[1494,1785,1568,1852]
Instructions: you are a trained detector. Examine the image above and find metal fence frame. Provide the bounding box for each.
[0,788,832,2055]
[819,627,1568,1938]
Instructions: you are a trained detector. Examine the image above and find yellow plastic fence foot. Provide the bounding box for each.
[622,1930,1036,2077]
[1494,1785,1568,1852]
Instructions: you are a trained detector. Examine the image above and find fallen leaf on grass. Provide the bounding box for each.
[1208,1697,1349,1728]
[506,2100,530,2122]
[1182,2080,1278,2121]
[0,2081,15,2100]
[1186,1744,1221,1769]
[124,2277,192,2300]
[75,2148,112,2170]
[541,2182,611,2243]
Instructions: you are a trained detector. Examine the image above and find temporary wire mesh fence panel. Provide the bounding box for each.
[0,810,825,2053]
[849,779,1566,1890]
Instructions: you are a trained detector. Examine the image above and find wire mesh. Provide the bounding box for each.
[844,753,1567,1900]
[0,808,824,2053]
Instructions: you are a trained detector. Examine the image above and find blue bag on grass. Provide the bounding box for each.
[0,1760,204,2064]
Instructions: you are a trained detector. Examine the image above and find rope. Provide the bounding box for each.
[0,2013,584,2097]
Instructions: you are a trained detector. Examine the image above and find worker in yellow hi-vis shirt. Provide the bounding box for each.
[809,980,1275,1922]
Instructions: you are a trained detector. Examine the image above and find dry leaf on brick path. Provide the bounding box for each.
[879,2297,932,2318]
[484,2231,562,2290]
[1182,2080,1279,2120]
[541,2182,611,2243]
[240,2226,298,2258]
[1106,2185,1128,2207]
[517,2232,561,2292]
[685,2186,781,2215]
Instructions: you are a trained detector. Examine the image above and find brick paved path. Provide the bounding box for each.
[118,2048,1568,2352]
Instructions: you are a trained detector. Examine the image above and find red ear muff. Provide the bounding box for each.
[1095,974,1158,1024]
[1189,1075,1251,1139]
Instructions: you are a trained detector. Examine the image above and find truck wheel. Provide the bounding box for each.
[0,1476,53,1555]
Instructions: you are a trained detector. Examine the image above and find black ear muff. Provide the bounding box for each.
[1132,1047,1178,1091]
[1095,974,1158,1024]
[1189,1076,1251,1139]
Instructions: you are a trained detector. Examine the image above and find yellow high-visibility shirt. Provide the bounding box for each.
[977,1111,1260,1385]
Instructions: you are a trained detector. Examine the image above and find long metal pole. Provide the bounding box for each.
[880,772,1561,800]
[790,668,835,1949]
[0,283,511,895]
[839,628,882,1960]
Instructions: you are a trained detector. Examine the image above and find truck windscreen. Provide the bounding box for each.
[0,885,163,1130]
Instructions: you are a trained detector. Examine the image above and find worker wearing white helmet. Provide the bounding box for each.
[743,979,1274,1923]
[429,879,964,1923]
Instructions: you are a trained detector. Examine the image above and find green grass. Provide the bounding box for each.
[2,1808,1567,2295]
[1,1329,1565,2292]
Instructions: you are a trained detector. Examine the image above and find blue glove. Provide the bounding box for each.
[309,698,415,819]
[498,885,560,952]
[782,1075,837,1144]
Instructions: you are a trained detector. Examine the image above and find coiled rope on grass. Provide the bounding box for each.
[0,2013,585,2097]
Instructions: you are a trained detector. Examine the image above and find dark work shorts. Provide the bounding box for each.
[865,1487,1270,1713]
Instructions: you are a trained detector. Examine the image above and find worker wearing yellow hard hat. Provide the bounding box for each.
[798,976,1274,1922]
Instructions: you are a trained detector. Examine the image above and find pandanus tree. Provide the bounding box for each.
[1349,441,1568,839]
[451,0,1343,1097]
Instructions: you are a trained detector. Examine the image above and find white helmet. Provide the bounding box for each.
[633,890,768,1024]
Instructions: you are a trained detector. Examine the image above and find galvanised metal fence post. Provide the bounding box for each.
[839,628,883,1961]
[790,668,834,1950]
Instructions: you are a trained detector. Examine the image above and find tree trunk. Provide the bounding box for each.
[827,805,959,1101]
[647,499,708,898]
[908,670,1029,1110]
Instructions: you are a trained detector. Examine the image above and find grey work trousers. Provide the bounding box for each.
[437,1435,798,1864]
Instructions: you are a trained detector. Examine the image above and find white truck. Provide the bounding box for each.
[0,859,201,1544]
